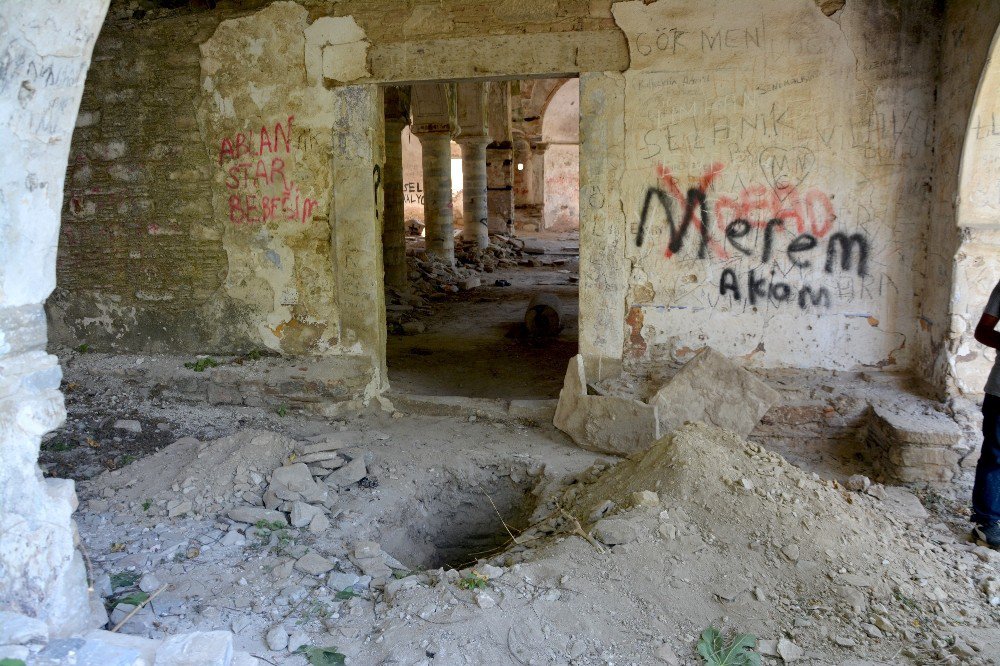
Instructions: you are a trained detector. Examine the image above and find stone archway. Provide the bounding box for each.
[0,0,111,635]
[948,20,1000,395]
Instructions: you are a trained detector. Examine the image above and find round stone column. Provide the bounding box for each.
[458,136,490,248]
[415,130,455,264]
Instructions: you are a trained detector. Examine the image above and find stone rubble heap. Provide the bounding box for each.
[45,419,999,665]
[556,422,1000,665]
[385,235,526,331]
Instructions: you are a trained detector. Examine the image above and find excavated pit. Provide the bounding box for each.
[380,465,543,570]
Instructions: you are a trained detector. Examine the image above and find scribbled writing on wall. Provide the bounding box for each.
[403,182,424,205]
[635,163,870,310]
[216,116,318,226]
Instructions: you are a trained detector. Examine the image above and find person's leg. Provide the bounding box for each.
[972,394,1000,527]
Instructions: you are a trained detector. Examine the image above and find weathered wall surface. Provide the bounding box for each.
[51,9,234,352]
[1,0,109,635]
[922,2,1000,396]
[53,2,382,363]
[542,78,580,230]
[596,0,936,371]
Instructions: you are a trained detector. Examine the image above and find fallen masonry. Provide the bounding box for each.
[21,409,997,665]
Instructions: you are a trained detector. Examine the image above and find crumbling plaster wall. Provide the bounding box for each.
[580,0,938,372]
[919,1,1000,397]
[52,1,620,362]
[0,0,109,635]
[52,0,999,395]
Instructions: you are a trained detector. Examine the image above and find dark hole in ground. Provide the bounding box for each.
[382,468,540,571]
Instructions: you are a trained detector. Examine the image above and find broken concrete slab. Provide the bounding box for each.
[553,355,659,456]
[649,347,780,439]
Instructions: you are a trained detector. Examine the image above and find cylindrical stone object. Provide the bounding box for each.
[524,293,562,336]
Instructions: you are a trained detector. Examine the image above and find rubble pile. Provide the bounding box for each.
[556,422,1000,664]
[63,418,999,664]
[384,235,527,331]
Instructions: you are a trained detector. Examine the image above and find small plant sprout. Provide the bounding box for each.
[276,403,289,417]
[183,357,218,372]
[697,627,760,666]
[335,587,356,601]
[295,646,347,666]
[457,570,489,590]
[142,499,152,512]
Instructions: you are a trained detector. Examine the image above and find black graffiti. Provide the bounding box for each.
[373,164,381,220]
[636,186,869,278]
[636,185,715,259]
[719,268,832,310]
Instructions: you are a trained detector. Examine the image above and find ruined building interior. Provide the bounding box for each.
[3,0,1000,664]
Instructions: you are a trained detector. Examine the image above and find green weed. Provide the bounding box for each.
[142,499,152,512]
[183,357,218,372]
[110,571,141,589]
[457,571,489,590]
[295,646,346,666]
[697,627,760,666]
[42,440,74,452]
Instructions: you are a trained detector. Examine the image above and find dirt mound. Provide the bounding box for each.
[556,422,999,661]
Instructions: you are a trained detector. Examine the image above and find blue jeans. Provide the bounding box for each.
[974,393,1000,526]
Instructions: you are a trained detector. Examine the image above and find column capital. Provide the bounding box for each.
[411,126,453,138]
[455,134,491,148]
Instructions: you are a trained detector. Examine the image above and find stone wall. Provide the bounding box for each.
[0,0,110,636]
[581,0,939,373]
[50,0,1000,396]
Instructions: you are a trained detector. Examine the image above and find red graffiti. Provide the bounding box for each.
[715,184,836,238]
[217,115,318,226]
[218,116,294,166]
[655,162,729,260]
[228,180,317,226]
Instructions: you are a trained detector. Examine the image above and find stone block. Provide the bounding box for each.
[649,347,780,438]
[554,354,659,455]
[866,404,963,485]
[153,630,234,665]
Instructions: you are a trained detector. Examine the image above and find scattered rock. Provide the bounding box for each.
[844,474,871,492]
[265,625,288,651]
[138,573,161,593]
[630,490,660,507]
[593,518,638,545]
[777,638,804,662]
[289,501,322,528]
[287,630,309,654]
[167,499,192,518]
[113,419,142,433]
[154,631,234,665]
[326,457,368,487]
[295,552,335,576]
[0,611,48,645]
[327,571,360,592]
[270,463,324,502]
[227,507,287,525]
